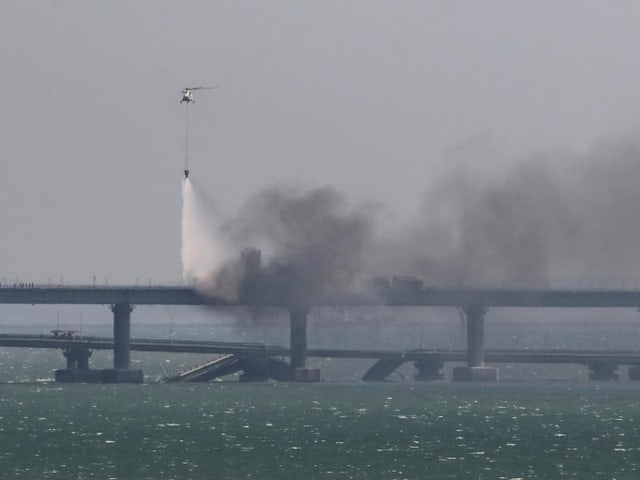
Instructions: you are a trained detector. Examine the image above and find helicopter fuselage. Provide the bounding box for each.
[180,90,194,103]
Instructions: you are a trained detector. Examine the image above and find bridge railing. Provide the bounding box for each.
[0,283,191,289]
[5,275,640,292]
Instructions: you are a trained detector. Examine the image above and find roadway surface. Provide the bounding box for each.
[3,284,640,307]
[0,286,208,306]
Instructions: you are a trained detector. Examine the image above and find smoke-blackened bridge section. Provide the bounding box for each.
[378,284,640,308]
[4,284,640,307]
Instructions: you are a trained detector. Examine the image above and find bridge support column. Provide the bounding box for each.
[55,348,101,383]
[453,306,498,381]
[113,303,132,369]
[63,347,92,369]
[76,349,91,370]
[65,350,77,369]
[414,356,444,381]
[288,307,320,382]
[588,362,619,381]
[100,303,143,383]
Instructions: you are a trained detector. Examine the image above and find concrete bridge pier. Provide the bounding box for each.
[453,306,498,381]
[112,303,132,369]
[55,348,101,383]
[100,303,143,383]
[288,307,320,382]
[414,356,444,380]
[64,348,92,369]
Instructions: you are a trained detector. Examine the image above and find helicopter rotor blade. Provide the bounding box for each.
[185,86,218,90]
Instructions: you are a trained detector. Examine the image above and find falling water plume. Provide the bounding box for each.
[180,179,228,286]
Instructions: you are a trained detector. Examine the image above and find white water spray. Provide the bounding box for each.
[181,179,228,285]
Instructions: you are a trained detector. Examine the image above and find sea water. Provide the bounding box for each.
[2,309,640,478]
[1,382,639,479]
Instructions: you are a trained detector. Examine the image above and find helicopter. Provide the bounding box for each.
[180,86,216,103]
[180,86,216,178]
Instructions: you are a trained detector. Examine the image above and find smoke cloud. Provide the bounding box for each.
[184,135,640,303]
[373,138,640,286]
[202,186,376,304]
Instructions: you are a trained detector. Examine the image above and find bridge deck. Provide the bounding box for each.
[0,286,209,305]
[1,334,639,365]
[3,285,640,307]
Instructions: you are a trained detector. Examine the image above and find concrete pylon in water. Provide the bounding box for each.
[288,306,320,382]
[100,303,143,383]
[453,305,498,381]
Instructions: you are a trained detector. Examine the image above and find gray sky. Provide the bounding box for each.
[1,1,640,284]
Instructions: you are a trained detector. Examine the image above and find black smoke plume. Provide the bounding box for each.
[198,136,640,304]
[208,186,376,305]
[374,138,640,286]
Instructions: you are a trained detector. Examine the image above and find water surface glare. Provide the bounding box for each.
[1,382,639,479]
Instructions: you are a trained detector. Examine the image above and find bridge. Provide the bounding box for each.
[0,333,637,382]
[0,285,207,306]
[3,281,640,382]
[4,283,640,307]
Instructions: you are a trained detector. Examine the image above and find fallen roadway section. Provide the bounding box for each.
[1,333,640,382]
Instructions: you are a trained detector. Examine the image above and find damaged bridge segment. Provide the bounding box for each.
[3,282,640,382]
